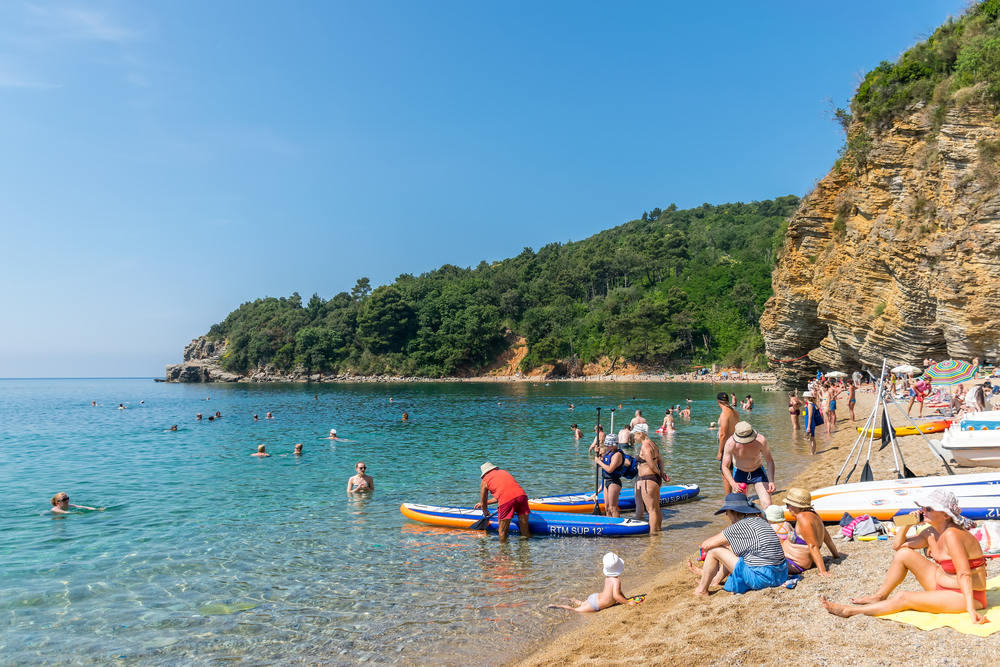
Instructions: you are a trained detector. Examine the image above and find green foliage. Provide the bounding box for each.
[207,197,801,375]
[874,302,887,318]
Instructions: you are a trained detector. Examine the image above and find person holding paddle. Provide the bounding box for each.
[594,434,625,518]
[475,463,532,541]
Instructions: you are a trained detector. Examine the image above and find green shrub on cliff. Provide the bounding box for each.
[206,196,799,376]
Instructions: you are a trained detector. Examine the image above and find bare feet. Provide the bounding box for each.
[849,593,885,605]
[686,558,703,577]
[692,588,710,597]
[820,595,854,618]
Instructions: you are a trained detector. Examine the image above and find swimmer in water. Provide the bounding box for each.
[215,411,222,418]
[197,413,202,420]
[266,412,273,419]
[328,429,339,439]
[208,416,215,421]
[92,401,96,406]
[170,425,178,431]
[571,423,583,438]
[251,445,269,458]
[294,443,303,455]
[254,414,258,421]
[708,422,718,430]
[347,462,374,492]
[389,397,393,403]
[118,404,126,410]
[402,412,409,421]
[51,493,104,513]
[569,403,575,410]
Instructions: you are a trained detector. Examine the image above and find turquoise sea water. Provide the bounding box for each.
[0,379,813,665]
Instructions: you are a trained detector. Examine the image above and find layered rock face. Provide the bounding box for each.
[762,103,1000,388]
[165,337,240,382]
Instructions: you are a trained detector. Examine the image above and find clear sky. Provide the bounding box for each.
[0,1,968,377]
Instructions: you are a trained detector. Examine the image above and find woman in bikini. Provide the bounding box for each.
[632,429,668,532]
[821,489,989,624]
[660,409,676,434]
[788,390,802,431]
[803,391,823,455]
[779,488,841,576]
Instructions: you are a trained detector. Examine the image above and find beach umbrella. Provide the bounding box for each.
[892,364,921,375]
[923,360,978,386]
[826,371,848,378]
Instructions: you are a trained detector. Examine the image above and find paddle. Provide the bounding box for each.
[471,510,494,531]
[593,407,603,516]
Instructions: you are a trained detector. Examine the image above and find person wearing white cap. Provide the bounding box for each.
[720,421,777,509]
[802,391,823,454]
[547,552,636,613]
[821,489,989,624]
[475,463,531,541]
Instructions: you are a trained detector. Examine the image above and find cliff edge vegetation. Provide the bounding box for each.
[198,197,798,379]
[763,0,1000,387]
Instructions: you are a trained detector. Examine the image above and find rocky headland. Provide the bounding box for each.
[762,101,1000,388]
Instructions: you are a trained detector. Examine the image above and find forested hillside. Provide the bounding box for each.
[208,196,799,377]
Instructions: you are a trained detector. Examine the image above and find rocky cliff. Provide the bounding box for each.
[761,101,1000,388]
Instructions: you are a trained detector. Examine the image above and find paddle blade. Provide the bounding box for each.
[860,462,875,482]
[471,514,491,530]
[903,465,917,479]
[879,410,892,451]
[592,500,602,515]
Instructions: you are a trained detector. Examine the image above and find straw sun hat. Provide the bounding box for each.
[733,422,757,444]
[784,488,813,510]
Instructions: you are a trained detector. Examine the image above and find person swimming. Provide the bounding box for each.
[254,414,259,421]
[347,462,374,492]
[266,412,274,419]
[251,445,269,457]
[294,443,303,455]
[169,425,178,431]
[50,493,104,513]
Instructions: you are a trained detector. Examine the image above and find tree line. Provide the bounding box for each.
[208,196,800,377]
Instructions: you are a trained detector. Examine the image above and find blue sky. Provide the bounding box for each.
[0,1,968,377]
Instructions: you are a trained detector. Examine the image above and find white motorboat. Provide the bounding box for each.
[930,425,1000,468]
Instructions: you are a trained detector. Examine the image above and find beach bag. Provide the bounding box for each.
[853,516,880,537]
[841,514,870,539]
[971,521,1000,554]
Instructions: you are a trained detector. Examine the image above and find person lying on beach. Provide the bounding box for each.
[687,493,787,595]
[571,423,583,438]
[51,493,104,513]
[821,489,988,624]
[251,445,270,458]
[770,489,840,576]
[347,462,374,492]
[548,552,635,613]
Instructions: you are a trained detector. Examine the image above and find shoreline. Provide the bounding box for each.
[507,391,1000,667]
[160,372,778,385]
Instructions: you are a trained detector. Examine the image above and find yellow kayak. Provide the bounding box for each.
[856,420,951,438]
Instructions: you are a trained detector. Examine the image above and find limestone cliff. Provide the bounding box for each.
[762,102,1000,388]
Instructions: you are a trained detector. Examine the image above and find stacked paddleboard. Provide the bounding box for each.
[856,419,951,438]
[793,472,1000,522]
[400,504,650,536]
[527,484,699,513]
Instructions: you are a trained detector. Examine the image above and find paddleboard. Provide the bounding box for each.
[811,472,1000,500]
[802,487,1000,522]
[400,503,650,536]
[528,484,699,513]
[856,420,951,438]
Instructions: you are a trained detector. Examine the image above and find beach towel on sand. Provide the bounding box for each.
[877,576,1000,637]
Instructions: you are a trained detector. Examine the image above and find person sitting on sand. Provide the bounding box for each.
[548,553,636,613]
[821,489,988,624]
[294,443,303,455]
[774,489,841,576]
[347,462,374,492]
[687,493,786,595]
[571,423,583,439]
[251,445,269,458]
[51,493,104,514]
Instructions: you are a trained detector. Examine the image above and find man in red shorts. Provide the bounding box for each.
[475,462,532,541]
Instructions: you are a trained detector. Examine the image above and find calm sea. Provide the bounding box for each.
[0,379,813,666]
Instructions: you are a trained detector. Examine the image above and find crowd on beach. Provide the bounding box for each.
[67,377,994,627]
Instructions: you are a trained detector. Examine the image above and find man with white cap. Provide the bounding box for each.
[475,463,531,541]
[721,421,776,509]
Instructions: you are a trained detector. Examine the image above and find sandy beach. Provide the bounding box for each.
[511,391,1000,667]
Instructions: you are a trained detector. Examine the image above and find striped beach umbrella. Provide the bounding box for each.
[923,360,978,385]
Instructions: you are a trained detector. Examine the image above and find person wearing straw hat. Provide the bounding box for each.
[475,462,531,541]
[720,421,777,509]
[687,493,787,595]
[781,488,841,576]
[821,489,989,624]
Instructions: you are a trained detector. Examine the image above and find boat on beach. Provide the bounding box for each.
[527,484,700,513]
[399,503,650,536]
[929,427,1000,468]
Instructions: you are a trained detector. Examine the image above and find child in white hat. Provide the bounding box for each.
[547,552,637,613]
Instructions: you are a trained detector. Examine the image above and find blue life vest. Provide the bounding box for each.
[602,449,624,480]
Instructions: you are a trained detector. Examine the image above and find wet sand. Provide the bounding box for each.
[510,392,1000,667]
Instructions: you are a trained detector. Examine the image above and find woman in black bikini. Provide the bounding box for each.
[821,489,989,624]
[787,391,802,431]
[632,429,668,532]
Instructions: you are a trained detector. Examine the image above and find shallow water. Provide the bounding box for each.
[0,379,812,665]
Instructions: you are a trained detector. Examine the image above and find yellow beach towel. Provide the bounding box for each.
[878,576,1000,637]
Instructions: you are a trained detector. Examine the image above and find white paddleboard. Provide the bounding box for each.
[810,488,1000,521]
[812,472,1000,500]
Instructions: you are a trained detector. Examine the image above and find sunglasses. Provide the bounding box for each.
[358,467,366,470]
[59,497,69,502]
